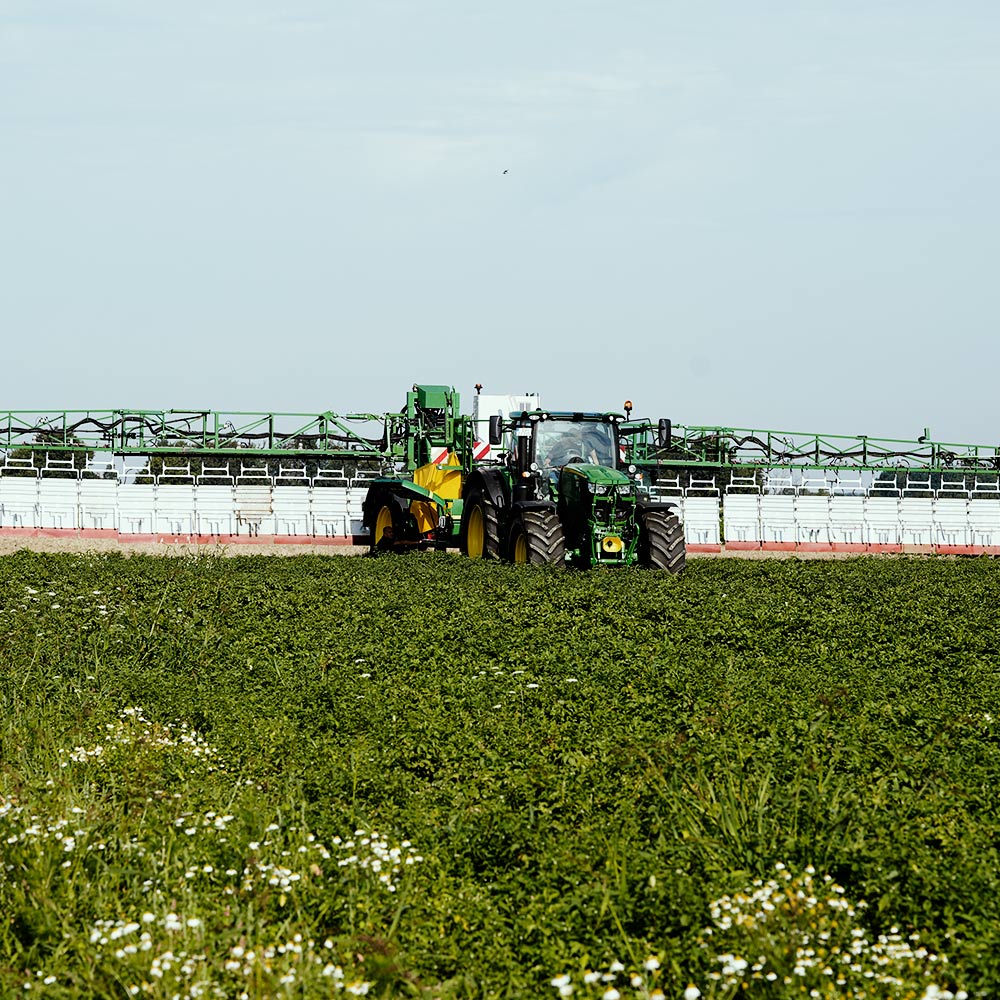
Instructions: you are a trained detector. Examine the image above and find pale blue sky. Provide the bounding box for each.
[2,2,998,443]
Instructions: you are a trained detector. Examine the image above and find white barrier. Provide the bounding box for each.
[37,479,79,530]
[829,497,865,547]
[272,486,312,537]
[932,499,968,548]
[117,485,157,535]
[156,485,196,535]
[795,496,831,547]
[3,476,1000,553]
[680,497,721,548]
[900,498,934,547]
[312,488,351,538]
[723,495,760,547]
[195,486,236,536]
[864,498,901,547]
[968,500,1000,547]
[0,478,39,529]
[234,485,274,536]
[760,496,796,546]
[79,480,118,531]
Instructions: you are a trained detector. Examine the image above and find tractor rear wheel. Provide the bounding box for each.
[639,508,685,573]
[508,509,566,566]
[460,491,500,559]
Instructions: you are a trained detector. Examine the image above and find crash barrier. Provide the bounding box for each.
[1,476,999,553]
[0,478,370,543]
[721,494,1000,553]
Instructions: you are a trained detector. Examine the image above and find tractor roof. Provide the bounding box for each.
[514,410,625,422]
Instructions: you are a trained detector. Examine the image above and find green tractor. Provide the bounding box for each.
[361,386,685,572]
[460,408,684,571]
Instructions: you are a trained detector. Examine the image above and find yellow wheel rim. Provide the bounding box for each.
[467,505,485,558]
[512,530,528,563]
[375,504,395,541]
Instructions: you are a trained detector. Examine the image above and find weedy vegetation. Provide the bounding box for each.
[1,551,999,998]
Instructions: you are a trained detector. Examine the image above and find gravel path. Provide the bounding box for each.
[0,536,371,558]
[0,535,894,559]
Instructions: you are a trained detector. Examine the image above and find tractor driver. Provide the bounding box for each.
[542,428,599,471]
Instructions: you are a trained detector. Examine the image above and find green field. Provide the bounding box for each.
[2,551,998,998]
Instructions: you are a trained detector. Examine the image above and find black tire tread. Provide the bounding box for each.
[640,509,686,573]
[514,509,566,566]
[482,502,501,560]
[461,491,501,560]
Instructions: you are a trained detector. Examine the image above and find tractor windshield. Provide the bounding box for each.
[535,420,616,471]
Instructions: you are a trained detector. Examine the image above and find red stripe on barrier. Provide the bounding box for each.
[934,545,1000,556]
[32,528,120,539]
[687,544,724,553]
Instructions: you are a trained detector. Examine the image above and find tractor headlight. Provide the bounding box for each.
[616,484,632,496]
[595,484,609,495]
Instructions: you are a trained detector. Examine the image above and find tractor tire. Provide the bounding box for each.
[460,491,501,560]
[366,488,406,553]
[639,507,686,573]
[508,509,566,567]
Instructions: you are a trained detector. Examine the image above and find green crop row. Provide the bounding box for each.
[1,551,998,998]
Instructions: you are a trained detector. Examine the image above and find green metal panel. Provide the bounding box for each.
[367,477,440,505]
[414,385,455,411]
[3,403,999,477]
[560,463,631,487]
[0,409,391,459]
[623,421,1000,474]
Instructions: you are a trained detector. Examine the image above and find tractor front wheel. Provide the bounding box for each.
[639,508,685,573]
[366,489,406,552]
[508,510,566,566]
[460,491,500,559]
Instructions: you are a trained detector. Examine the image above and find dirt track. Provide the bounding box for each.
[0,536,370,558]
[0,536,919,560]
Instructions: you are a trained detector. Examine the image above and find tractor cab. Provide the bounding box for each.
[534,418,617,474]
[496,410,629,493]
